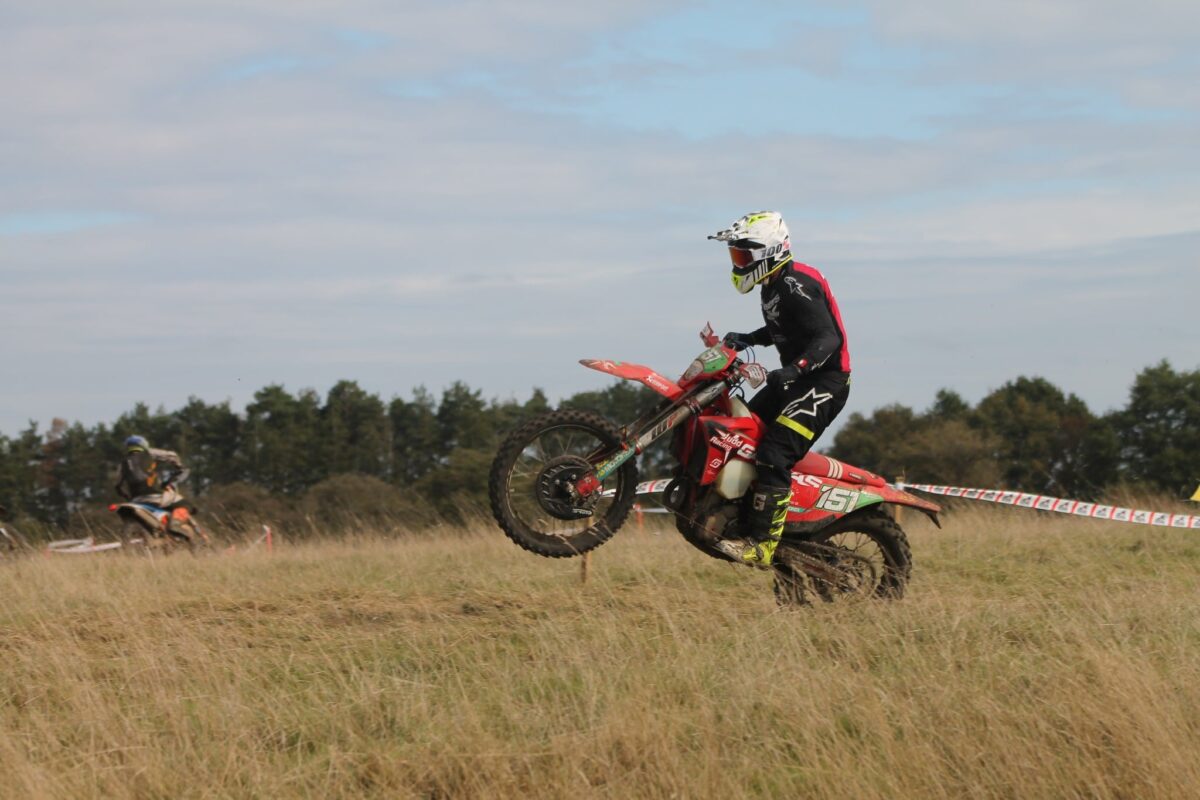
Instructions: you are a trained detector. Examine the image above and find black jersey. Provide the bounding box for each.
[745,261,851,374]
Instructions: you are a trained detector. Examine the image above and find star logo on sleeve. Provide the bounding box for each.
[784,276,813,301]
[780,388,833,418]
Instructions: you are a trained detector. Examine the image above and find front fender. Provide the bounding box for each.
[579,359,683,400]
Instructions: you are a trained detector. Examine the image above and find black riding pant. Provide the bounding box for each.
[748,370,850,488]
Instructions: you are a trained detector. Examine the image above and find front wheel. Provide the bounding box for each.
[489,409,638,558]
[773,511,913,606]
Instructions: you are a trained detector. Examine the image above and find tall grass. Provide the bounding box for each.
[2,507,1199,799]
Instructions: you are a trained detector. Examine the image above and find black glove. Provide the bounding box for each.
[723,332,754,352]
[769,357,815,390]
[767,365,800,390]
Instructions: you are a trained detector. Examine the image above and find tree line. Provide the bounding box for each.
[0,380,661,534]
[0,361,1195,535]
[829,361,1198,499]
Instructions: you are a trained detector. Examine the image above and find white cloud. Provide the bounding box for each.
[866,0,1200,108]
[1,1,1197,433]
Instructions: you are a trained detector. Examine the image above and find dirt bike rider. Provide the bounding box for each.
[114,435,190,513]
[709,211,851,568]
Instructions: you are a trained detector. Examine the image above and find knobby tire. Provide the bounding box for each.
[774,510,913,606]
[489,409,638,558]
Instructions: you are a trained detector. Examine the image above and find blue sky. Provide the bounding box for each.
[2,0,1198,437]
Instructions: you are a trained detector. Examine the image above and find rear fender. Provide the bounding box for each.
[786,477,942,529]
[114,503,166,532]
[875,483,942,526]
[579,359,683,400]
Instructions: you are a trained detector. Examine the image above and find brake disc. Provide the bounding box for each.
[534,456,598,520]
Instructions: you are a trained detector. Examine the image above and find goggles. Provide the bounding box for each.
[727,239,789,270]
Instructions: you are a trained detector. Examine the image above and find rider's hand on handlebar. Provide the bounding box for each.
[723,332,754,352]
[767,358,813,390]
[767,364,801,390]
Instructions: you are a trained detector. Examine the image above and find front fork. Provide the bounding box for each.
[572,381,728,498]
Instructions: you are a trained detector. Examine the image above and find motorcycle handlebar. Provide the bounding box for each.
[161,468,190,486]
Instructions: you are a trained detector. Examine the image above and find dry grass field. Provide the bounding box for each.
[3,506,1200,799]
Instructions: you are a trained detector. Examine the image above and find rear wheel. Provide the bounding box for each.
[489,409,638,558]
[774,511,912,606]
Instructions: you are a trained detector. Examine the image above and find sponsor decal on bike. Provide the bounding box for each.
[697,346,730,374]
[904,483,1200,529]
[643,372,675,395]
[593,446,635,481]
[601,478,673,498]
[650,414,679,440]
[786,476,879,515]
[708,429,756,460]
[791,472,823,488]
[814,486,861,513]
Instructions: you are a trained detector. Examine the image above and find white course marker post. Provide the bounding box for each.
[894,474,907,526]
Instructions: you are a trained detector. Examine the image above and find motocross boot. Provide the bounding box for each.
[716,485,792,569]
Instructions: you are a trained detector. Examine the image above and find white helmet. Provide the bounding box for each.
[708,211,792,294]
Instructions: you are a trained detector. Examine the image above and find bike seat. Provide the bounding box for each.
[793,451,886,487]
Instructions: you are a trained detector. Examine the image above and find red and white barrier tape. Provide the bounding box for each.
[45,536,142,554]
[901,483,1200,529]
[634,479,672,495]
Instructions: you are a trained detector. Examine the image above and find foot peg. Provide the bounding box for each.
[714,538,775,570]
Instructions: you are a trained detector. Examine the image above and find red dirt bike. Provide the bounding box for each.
[489,324,941,604]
